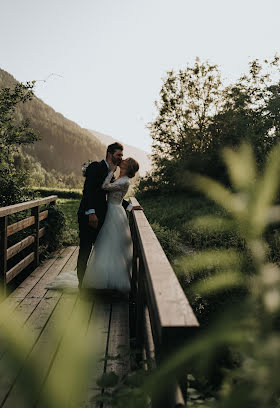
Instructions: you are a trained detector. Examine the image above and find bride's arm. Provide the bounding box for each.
[102,171,122,191]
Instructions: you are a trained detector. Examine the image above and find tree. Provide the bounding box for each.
[149,59,222,164]
[210,56,280,167]
[0,82,39,205]
[145,57,280,192]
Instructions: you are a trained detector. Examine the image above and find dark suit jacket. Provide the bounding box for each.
[78,160,129,222]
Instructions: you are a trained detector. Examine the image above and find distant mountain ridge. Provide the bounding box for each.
[0,68,106,181]
[0,68,150,182]
[88,130,151,176]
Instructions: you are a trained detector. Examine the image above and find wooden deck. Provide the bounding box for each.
[0,246,130,408]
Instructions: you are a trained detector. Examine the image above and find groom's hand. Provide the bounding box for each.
[132,205,143,211]
[89,213,98,229]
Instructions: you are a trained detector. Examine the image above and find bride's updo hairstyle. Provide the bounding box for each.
[125,158,139,178]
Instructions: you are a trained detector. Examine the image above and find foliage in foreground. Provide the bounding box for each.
[141,142,280,407]
[0,295,99,408]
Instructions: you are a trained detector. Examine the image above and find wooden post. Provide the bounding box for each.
[32,206,40,268]
[0,216,8,296]
[153,333,184,408]
[135,253,145,364]
[130,218,138,300]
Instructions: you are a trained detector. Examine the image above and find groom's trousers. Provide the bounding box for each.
[77,214,104,288]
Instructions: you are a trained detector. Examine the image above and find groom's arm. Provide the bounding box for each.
[83,162,101,214]
[122,199,132,212]
[122,199,142,212]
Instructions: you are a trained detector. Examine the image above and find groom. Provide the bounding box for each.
[77,142,137,288]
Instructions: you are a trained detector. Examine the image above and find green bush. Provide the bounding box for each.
[43,206,66,252]
[56,198,80,246]
[150,222,183,260]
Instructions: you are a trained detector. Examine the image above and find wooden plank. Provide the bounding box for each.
[105,300,130,379]
[0,248,74,328]
[39,210,48,222]
[100,300,131,408]
[37,296,94,408]
[39,227,46,239]
[7,216,35,237]
[0,248,76,365]
[6,252,35,283]
[0,296,43,362]
[26,246,78,299]
[2,292,78,408]
[0,248,72,353]
[0,248,74,355]
[0,216,8,295]
[7,235,35,260]
[4,211,45,241]
[78,300,112,408]
[0,196,57,217]
[4,247,69,302]
[0,292,63,405]
[143,306,156,369]
[32,206,40,267]
[0,248,78,407]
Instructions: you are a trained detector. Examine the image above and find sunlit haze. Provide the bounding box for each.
[1,0,279,152]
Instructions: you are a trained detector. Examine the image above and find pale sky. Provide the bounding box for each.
[1,0,279,152]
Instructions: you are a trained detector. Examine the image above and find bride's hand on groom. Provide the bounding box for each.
[89,213,98,229]
[109,163,117,172]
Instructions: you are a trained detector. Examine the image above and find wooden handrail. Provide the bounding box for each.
[0,196,57,217]
[129,197,199,408]
[0,196,57,295]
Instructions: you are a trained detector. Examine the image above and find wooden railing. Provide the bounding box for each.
[0,196,57,295]
[129,197,199,408]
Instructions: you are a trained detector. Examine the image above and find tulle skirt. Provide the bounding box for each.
[81,203,132,293]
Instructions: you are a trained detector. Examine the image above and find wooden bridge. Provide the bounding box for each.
[0,196,199,408]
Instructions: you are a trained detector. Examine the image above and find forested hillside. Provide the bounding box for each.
[0,69,106,181]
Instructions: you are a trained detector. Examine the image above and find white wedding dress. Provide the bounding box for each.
[82,171,132,292]
[46,171,132,293]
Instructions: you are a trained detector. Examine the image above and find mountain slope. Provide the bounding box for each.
[0,68,150,182]
[88,130,151,176]
[0,69,106,179]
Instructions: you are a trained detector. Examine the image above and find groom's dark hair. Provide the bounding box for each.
[106,142,124,157]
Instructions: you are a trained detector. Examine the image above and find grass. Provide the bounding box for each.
[137,192,280,262]
[137,193,237,250]
[31,187,82,199]
[56,198,80,246]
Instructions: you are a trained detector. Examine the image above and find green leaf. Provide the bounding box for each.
[223,143,256,190]
[177,249,243,275]
[192,271,243,294]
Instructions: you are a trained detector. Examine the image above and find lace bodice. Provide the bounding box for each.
[102,170,130,205]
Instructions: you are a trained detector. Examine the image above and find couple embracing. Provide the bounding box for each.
[77,142,140,294]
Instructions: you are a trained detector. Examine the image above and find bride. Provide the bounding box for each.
[46,157,139,294]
